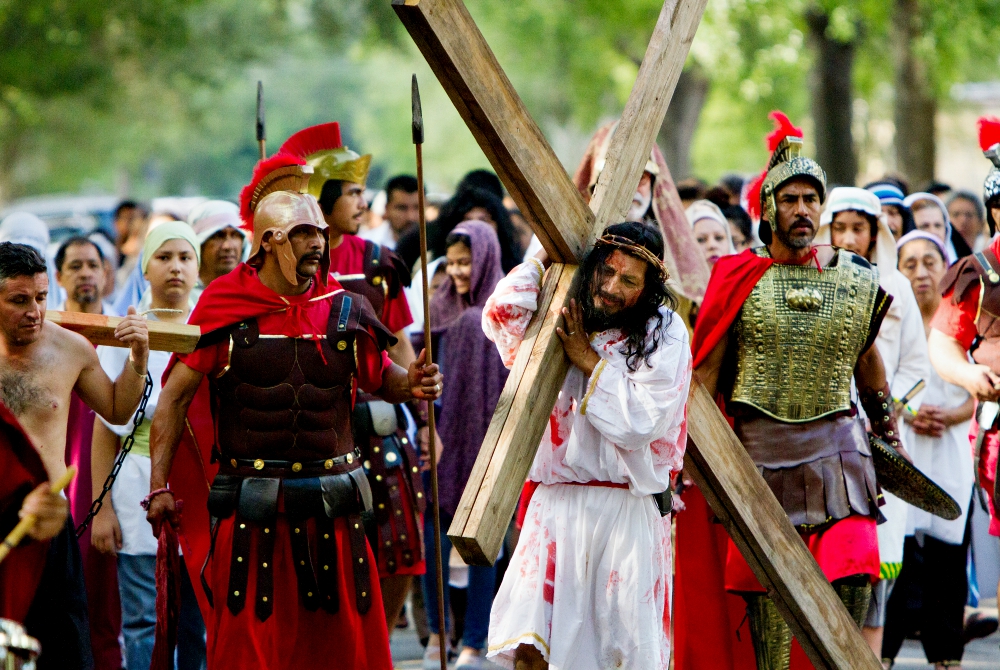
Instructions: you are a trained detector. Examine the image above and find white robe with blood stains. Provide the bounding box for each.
[481,260,691,670]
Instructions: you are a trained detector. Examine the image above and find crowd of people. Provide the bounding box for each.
[0,111,997,670]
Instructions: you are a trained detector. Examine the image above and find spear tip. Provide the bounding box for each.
[411,74,424,145]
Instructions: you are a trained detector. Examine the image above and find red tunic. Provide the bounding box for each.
[65,393,122,670]
[330,235,413,335]
[171,265,394,670]
[0,404,49,623]
[931,235,1000,536]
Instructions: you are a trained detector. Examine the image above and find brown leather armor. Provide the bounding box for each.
[335,240,410,320]
[941,247,1000,372]
[215,319,356,464]
[203,290,395,621]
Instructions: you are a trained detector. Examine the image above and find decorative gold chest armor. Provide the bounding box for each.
[730,248,881,422]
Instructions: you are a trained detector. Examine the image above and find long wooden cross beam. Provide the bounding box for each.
[46,311,200,353]
[392,1,881,668]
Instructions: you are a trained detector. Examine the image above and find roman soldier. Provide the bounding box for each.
[278,122,427,629]
[925,116,1000,613]
[674,112,898,670]
[145,153,442,669]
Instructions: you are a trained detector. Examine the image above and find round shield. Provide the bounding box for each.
[870,434,961,521]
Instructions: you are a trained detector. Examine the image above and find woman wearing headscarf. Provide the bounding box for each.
[90,221,207,670]
[866,182,914,240]
[685,199,736,270]
[883,230,975,669]
[815,187,930,661]
[422,221,508,670]
[903,192,971,264]
[404,186,524,336]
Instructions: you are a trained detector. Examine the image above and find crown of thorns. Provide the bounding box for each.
[594,234,670,282]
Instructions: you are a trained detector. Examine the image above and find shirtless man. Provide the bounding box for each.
[0,241,148,670]
[0,243,149,479]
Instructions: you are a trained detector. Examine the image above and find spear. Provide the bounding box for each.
[412,74,447,670]
[256,81,266,160]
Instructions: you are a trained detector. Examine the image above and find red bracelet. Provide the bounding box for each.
[140,488,174,511]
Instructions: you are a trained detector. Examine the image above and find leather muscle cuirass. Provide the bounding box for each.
[730,248,881,422]
[335,240,409,319]
[213,291,392,463]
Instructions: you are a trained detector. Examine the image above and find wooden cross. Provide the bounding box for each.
[392,1,881,668]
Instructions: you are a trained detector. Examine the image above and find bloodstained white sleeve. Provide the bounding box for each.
[482,260,544,368]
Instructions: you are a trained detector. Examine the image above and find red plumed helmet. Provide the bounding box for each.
[279,122,343,159]
[745,111,802,221]
[238,152,308,229]
[745,170,767,222]
[765,111,803,152]
[978,116,1000,153]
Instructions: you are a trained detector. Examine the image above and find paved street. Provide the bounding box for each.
[389,606,999,669]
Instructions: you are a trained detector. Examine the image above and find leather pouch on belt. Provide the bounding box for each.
[207,474,242,519]
[321,473,361,518]
[238,478,280,523]
[283,478,324,518]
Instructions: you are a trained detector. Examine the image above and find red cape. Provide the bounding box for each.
[0,403,50,622]
[164,264,347,636]
[184,264,345,339]
[690,249,772,368]
[676,248,822,670]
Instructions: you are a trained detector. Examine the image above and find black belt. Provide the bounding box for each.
[218,450,362,478]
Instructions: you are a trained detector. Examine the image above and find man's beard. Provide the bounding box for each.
[72,287,98,305]
[626,190,651,223]
[581,287,633,333]
[773,215,816,249]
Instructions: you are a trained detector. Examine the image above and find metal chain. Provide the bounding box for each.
[76,372,154,538]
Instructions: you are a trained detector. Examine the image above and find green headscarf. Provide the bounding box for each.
[141,220,200,274]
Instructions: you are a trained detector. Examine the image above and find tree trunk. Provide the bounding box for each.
[892,0,936,188]
[806,7,858,187]
[657,64,709,180]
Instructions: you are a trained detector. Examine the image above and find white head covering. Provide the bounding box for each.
[0,212,62,303]
[186,200,248,255]
[685,199,736,254]
[820,187,882,226]
[895,229,949,262]
[0,212,49,254]
[815,187,898,288]
[902,192,957,264]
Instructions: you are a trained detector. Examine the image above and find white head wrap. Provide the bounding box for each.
[685,199,736,254]
[902,192,957,264]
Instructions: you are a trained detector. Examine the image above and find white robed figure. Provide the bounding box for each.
[481,222,691,670]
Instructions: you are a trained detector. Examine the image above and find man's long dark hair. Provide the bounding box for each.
[578,221,677,372]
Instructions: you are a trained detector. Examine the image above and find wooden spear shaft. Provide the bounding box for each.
[412,74,447,670]
[256,80,267,160]
[0,466,77,564]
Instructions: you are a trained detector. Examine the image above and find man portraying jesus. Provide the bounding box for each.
[481,221,692,670]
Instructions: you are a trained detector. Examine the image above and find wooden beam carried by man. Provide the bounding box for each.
[393,1,883,668]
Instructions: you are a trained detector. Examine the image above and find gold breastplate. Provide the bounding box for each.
[729,249,881,422]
